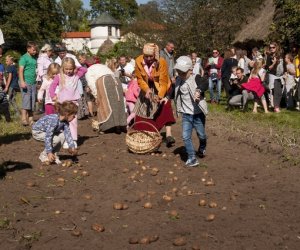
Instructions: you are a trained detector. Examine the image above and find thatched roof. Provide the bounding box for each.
[234,0,275,42]
[98,38,114,54]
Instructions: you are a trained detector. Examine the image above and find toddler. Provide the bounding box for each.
[125,73,140,125]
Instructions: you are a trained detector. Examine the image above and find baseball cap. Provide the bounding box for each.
[174,56,193,72]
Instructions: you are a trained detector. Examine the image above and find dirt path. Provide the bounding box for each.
[0,115,299,250]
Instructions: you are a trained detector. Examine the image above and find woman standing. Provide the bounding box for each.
[221,49,238,98]
[133,43,176,135]
[266,42,285,112]
[36,44,53,82]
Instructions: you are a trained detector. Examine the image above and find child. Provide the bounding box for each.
[19,41,38,126]
[241,59,269,113]
[4,55,20,116]
[0,84,11,122]
[49,58,87,147]
[284,53,296,109]
[38,63,60,115]
[173,56,208,167]
[125,72,140,125]
[32,101,78,164]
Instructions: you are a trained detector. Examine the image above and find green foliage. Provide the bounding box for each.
[1,50,21,64]
[90,0,138,24]
[0,0,63,51]
[158,0,264,55]
[269,0,300,48]
[59,0,90,32]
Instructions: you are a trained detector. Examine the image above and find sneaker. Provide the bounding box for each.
[166,136,175,147]
[63,141,69,149]
[54,153,62,165]
[39,152,49,163]
[185,158,199,167]
[198,149,206,158]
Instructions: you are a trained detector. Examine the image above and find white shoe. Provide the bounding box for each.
[63,141,69,149]
[39,152,49,163]
[54,153,62,164]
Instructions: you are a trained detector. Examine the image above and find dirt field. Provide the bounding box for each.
[0,114,300,250]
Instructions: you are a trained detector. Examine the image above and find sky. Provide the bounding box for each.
[82,0,149,9]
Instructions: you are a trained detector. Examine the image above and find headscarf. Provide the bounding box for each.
[143,43,160,61]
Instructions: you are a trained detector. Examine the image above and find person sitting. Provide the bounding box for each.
[228,67,248,108]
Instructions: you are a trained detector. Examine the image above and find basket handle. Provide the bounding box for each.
[129,121,160,134]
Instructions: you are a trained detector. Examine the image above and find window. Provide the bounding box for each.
[108,26,112,36]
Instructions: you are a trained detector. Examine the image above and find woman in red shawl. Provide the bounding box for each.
[133,43,176,138]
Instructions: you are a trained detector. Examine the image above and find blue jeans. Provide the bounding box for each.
[209,77,222,102]
[182,113,207,160]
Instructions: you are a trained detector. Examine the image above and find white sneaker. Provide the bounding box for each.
[63,141,77,149]
[54,153,62,164]
[39,152,49,163]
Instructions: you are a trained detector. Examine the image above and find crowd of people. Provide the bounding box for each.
[0,40,299,167]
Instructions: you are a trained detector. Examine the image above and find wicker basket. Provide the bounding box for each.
[126,121,162,154]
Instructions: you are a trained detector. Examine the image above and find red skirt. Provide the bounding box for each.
[133,100,176,132]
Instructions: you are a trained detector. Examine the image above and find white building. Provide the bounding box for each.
[62,13,121,54]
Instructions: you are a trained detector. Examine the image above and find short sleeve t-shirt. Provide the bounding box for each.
[5,65,19,89]
[19,53,37,84]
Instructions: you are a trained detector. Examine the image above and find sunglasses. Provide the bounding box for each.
[269,46,276,49]
[213,52,218,54]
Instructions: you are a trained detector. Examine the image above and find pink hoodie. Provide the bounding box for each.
[49,67,87,102]
[125,79,140,103]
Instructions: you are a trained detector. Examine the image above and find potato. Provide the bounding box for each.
[143,202,152,209]
[149,235,159,243]
[139,236,150,244]
[192,244,201,250]
[83,194,92,200]
[206,214,215,221]
[209,202,217,208]
[173,236,186,246]
[199,199,207,206]
[169,210,178,217]
[205,180,215,186]
[163,195,173,202]
[129,237,139,244]
[81,171,89,177]
[113,202,123,210]
[26,181,36,188]
[122,203,129,210]
[91,223,105,232]
[71,229,82,237]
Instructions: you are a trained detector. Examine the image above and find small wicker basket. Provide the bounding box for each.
[126,121,162,154]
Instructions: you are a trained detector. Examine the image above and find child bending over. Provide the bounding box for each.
[32,101,78,164]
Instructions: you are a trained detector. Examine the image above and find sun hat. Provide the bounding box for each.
[174,56,193,72]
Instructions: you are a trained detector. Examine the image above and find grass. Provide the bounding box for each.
[208,94,300,133]
[0,93,31,143]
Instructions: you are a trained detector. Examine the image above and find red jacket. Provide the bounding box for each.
[205,57,224,79]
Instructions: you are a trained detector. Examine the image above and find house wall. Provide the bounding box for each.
[62,25,121,54]
[62,38,91,52]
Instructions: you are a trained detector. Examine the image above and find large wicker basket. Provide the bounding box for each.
[126,121,162,154]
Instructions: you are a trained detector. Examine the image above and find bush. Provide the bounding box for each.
[1,50,22,64]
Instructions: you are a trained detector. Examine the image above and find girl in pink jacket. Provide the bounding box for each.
[49,58,87,147]
[37,63,60,115]
[125,74,140,125]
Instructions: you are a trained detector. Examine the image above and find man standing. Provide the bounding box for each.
[117,55,134,89]
[205,49,223,104]
[160,41,176,147]
[54,45,81,67]
[191,52,204,76]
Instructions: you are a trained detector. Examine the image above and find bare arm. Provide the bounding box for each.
[4,73,12,92]
[18,66,27,89]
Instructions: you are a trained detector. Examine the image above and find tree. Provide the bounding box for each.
[59,0,90,32]
[0,0,63,50]
[269,0,300,49]
[90,0,138,24]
